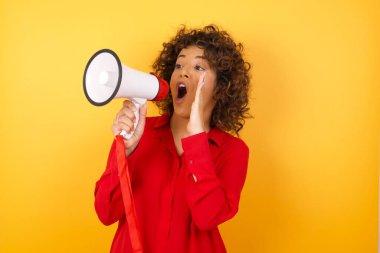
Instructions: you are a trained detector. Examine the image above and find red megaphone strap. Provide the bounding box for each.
[115,135,144,253]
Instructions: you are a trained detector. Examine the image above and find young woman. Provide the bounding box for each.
[94,24,252,253]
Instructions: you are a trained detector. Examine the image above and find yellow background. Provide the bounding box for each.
[0,0,379,252]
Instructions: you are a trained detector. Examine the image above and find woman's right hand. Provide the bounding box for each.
[112,100,147,157]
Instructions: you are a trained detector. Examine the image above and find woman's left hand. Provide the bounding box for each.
[187,72,206,136]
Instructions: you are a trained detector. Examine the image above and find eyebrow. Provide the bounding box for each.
[177,54,205,59]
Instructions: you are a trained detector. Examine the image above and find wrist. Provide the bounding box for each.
[186,124,205,136]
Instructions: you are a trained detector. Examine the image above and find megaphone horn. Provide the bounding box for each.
[83,49,169,138]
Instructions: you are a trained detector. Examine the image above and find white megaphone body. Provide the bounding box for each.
[83,49,169,139]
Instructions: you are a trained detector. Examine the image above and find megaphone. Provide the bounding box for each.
[83,49,169,139]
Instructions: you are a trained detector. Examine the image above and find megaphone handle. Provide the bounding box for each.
[120,99,146,140]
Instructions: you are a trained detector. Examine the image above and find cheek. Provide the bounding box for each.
[169,73,177,92]
[206,75,217,92]
[203,80,217,103]
[169,72,174,84]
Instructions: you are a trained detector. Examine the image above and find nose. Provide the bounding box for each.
[179,67,190,78]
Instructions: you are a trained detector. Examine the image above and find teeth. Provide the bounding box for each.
[179,83,186,88]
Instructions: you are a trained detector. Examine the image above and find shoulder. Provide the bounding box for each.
[144,115,169,129]
[210,129,250,176]
[139,115,169,141]
[129,116,167,157]
[209,128,249,155]
[144,116,160,127]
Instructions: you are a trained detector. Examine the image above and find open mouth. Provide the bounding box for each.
[177,84,187,99]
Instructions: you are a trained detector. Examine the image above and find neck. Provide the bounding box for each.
[170,113,212,138]
[170,114,190,139]
[169,113,212,155]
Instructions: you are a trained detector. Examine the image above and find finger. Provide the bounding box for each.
[125,104,147,146]
[194,72,206,107]
[118,116,135,130]
[119,108,136,123]
[124,100,137,112]
[120,122,134,133]
[123,99,133,108]
[198,71,206,86]
[196,72,206,95]
[112,121,133,136]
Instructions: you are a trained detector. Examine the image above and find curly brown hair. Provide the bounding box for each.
[152,24,252,135]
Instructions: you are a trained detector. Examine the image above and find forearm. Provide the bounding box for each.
[94,140,125,225]
[181,132,249,230]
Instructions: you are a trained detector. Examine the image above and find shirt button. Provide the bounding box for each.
[189,160,193,165]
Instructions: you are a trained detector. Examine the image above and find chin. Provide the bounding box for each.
[172,106,191,119]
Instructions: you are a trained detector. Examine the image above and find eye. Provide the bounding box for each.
[195,65,205,71]
[175,63,182,69]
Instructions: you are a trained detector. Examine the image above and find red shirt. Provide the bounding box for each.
[94,115,249,253]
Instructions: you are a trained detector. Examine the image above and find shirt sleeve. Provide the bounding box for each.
[181,132,249,230]
[94,140,125,226]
